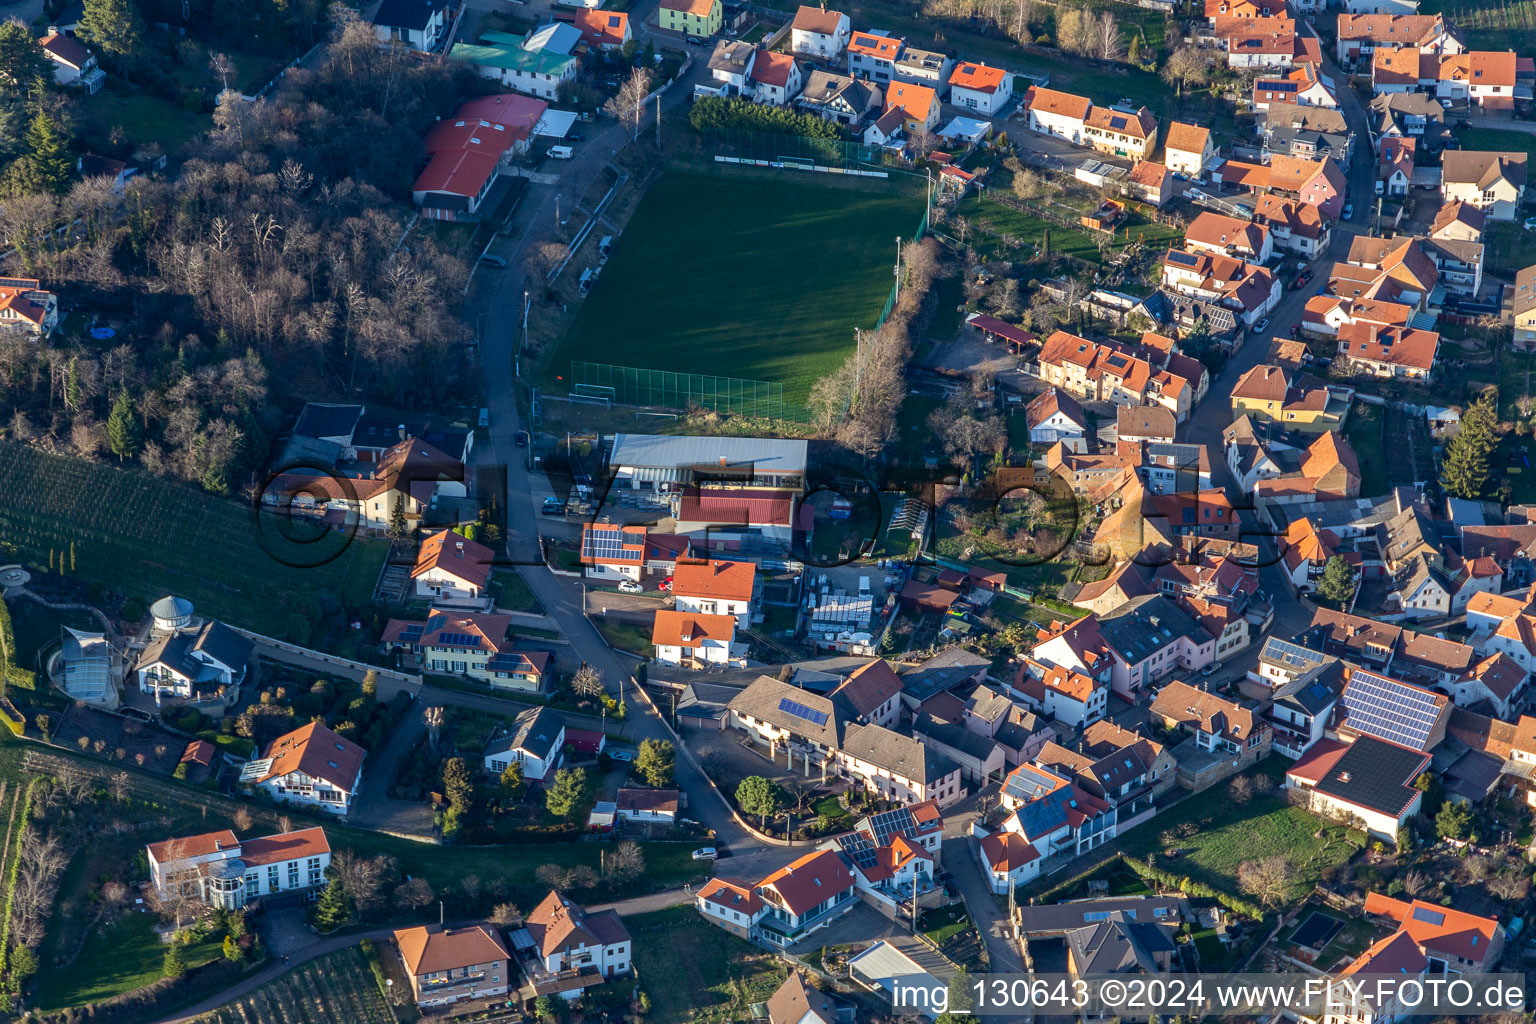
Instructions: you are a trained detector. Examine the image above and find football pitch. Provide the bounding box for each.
[549,170,924,409]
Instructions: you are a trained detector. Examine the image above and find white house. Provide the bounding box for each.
[525,891,632,997]
[978,830,1042,892]
[38,32,104,92]
[1285,736,1429,842]
[1165,122,1215,177]
[450,30,581,102]
[1025,86,1091,143]
[372,0,450,51]
[748,50,803,106]
[651,610,738,666]
[790,5,850,58]
[615,787,679,825]
[949,61,1013,115]
[1025,388,1089,450]
[147,827,331,911]
[412,531,494,603]
[241,722,365,816]
[846,31,902,83]
[1441,150,1527,221]
[135,617,254,701]
[484,707,566,781]
[671,559,756,628]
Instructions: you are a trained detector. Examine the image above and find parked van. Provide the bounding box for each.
[598,235,614,259]
[579,268,595,296]
[548,145,575,160]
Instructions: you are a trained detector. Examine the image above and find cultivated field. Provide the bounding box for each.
[0,443,388,637]
[549,172,923,407]
[197,947,397,1024]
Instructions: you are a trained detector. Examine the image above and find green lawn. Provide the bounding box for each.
[1118,764,1360,899]
[5,598,100,672]
[1455,127,1536,165]
[34,912,222,1012]
[79,87,212,155]
[959,179,1185,266]
[1343,403,1389,498]
[492,569,543,613]
[1421,0,1536,53]
[626,906,787,1024]
[550,172,922,408]
[0,442,388,640]
[594,617,652,656]
[1486,221,1536,279]
[919,904,971,945]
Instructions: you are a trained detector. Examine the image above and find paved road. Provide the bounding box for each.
[1460,113,1536,136]
[948,835,1025,974]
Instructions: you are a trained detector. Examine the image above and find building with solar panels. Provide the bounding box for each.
[1267,660,1344,757]
[1337,669,1450,753]
[1285,735,1431,842]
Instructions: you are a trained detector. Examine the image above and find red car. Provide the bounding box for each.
[1294,271,1312,289]
[657,577,673,592]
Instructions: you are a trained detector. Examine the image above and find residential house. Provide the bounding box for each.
[1253,64,1338,110]
[1300,606,1405,672]
[0,278,59,337]
[381,612,549,692]
[1268,660,1346,756]
[1444,652,1528,718]
[998,762,1115,860]
[561,9,632,48]
[750,51,803,106]
[697,848,856,947]
[1066,915,1177,976]
[616,787,679,826]
[1335,14,1464,66]
[1116,406,1177,445]
[1164,122,1215,177]
[135,619,253,700]
[1128,160,1173,207]
[1013,657,1108,729]
[1262,102,1353,164]
[978,831,1043,893]
[707,39,757,96]
[1379,136,1416,197]
[1324,930,1430,1024]
[1338,668,1450,751]
[1230,364,1354,432]
[1268,154,1348,219]
[658,0,722,37]
[525,891,632,995]
[1361,892,1506,973]
[147,827,330,910]
[1514,265,1536,351]
[846,31,901,83]
[264,433,471,528]
[829,659,904,728]
[38,32,103,92]
[1033,738,1161,833]
[790,5,850,58]
[1251,194,1332,257]
[1083,105,1158,160]
[1336,322,1439,379]
[242,722,365,816]
[1098,595,1217,698]
[450,31,580,100]
[797,71,878,124]
[484,707,566,781]
[672,559,756,629]
[1372,46,1425,93]
[913,713,1004,786]
[1024,86,1092,144]
[1184,212,1273,263]
[885,80,940,134]
[372,0,449,51]
[412,531,494,603]
[949,61,1012,114]
[580,522,689,582]
[891,47,952,93]
[1161,249,1282,326]
[651,610,738,667]
[1286,736,1430,841]
[1025,388,1089,450]
[765,974,856,1024]
[1150,680,1272,789]
[393,924,511,1009]
[862,107,906,148]
[1034,331,1199,422]
[672,485,801,550]
[1433,50,1520,112]
[1222,19,1302,70]
[1371,90,1455,155]
[963,686,1054,765]
[1441,150,1527,221]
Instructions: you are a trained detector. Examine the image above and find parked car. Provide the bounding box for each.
[610,748,635,763]
[692,848,717,861]
[514,430,528,448]
[1294,270,1312,289]
[568,132,586,142]
[1342,202,1354,220]
[1289,324,1301,338]
[1201,663,1218,677]
[541,497,565,516]
[617,580,644,594]
[480,253,507,268]
[1253,317,1270,334]
[658,576,673,592]
[685,34,704,45]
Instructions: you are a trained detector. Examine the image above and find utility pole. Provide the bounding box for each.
[522,290,530,355]
[555,193,561,229]
[894,236,903,307]
[656,93,662,149]
[853,327,863,404]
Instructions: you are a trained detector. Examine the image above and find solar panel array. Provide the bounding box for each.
[1263,637,1324,670]
[866,807,915,845]
[1167,250,1201,268]
[838,831,878,869]
[1341,671,1442,750]
[582,526,632,560]
[1411,906,1446,926]
[778,697,829,726]
[433,632,484,649]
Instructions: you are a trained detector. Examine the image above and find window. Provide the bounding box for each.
[288,861,300,888]
[268,864,281,890]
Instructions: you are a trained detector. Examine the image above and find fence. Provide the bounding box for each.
[569,362,805,421]
[873,207,930,330]
[699,128,914,171]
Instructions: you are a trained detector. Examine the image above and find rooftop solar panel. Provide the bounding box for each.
[1411,906,1446,925]
[778,697,829,727]
[1341,671,1441,751]
[1109,116,1128,130]
[1263,637,1325,670]
[1167,251,1201,268]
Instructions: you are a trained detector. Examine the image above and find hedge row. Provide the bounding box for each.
[1120,855,1268,920]
[0,778,40,1004]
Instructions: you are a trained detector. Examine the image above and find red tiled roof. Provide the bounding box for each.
[980,831,1041,872]
[1362,893,1501,964]
[677,486,797,527]
[240,827,331,866]
[951,61,1007,93]
[757,849,855,916]
[749,50,797,88]
[412,530,495,590]
[147,829,239,863]
[671,559,755,602]
[651,609,736,648]
[253,721,366,793]
[396,923,509,978]
[1025,85,1091,119]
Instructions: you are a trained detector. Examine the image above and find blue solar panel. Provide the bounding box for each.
[1341,671,1442,751]
[1109,116,1128,130]
[1167,250,1201,268]
[779,697,829,726]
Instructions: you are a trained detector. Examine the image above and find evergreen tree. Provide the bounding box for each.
[634,738,675,788]
[500,760,525,799]
[7,943,36,987]
[0,20,48,90]
[107,389,139,460]
[544,766,589,820]
[222,934,243,962]
[311,875,352,930]
[1315,555,1357,606]
[1128,33,1143,65]
[387,495,406,539]
[1442,390,1498,499]
[735,775,784,830]
[79,0,143,58]
[362,668,378,701]
[162,941,186,978]
[442,757,473,809]
[1435,800,1472,841]
[16,111,72,195]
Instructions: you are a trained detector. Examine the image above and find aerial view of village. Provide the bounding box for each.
[2,0,1536,1020]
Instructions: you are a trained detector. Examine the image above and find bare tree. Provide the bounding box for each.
[1011,0,1032,41]
[1228,775,1254,805]
[609,841,645,882]
[1237,856,1297,907]
[425,705,444,754]
[1401,870,1432,897]
[278,814,293,835]
[1162,45,1211,93]
[108,772,129,802]
[605,66,654,141]
[331,850,395,916]
[570,665,605,699]
[209,51,235,92]
[1095,11,1124,61]
[489,902,522,926]
[394,877,434,911]
[232,805,254,832]
[536,863,572,892]
[1487,873,1531,901]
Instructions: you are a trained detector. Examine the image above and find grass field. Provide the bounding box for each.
[196,947,399,1024]
[550,172,922,408]
[1119,765,1360,900]
[80,87,211,155]
[35,912,224,1011]
[1421,0,1536,53]
[1343,403,1389,498]
[627,906,787,1024]
[0,443,388,638]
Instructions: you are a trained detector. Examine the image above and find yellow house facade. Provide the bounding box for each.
[660,0,722,37]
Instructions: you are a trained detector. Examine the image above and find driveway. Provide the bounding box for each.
[947,835,1025,973]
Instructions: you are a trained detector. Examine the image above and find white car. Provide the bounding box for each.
[617,580,643,594]
[1524,217,1536,230]
[611,749,635,763]
[1253,317,1270,334]
[691,848,717,861]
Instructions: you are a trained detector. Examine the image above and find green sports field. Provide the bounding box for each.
[550,171,924,408]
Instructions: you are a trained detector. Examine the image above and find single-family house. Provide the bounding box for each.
[381,612,549,691]
[1285,736,1429,841]
[484,707,566,781]
[790,5,850,58]
[796,70,879,124]
[659,0,722,37]
[892,47,952,94]
[412,530,495,603]
[1441,150,1527,221]
[372,0,449,51]
[671,559,756,628]
[1128,161,1174,207]
[242,722,365,816]
[562,10,632,49]
[147,827,330,910]
[38,32,103,92]
[1514,265,1536,351]
[1433,50,1520,112]
[1150,680,1271,788]
[135,619,253,700]
[0,278,59,337]
[525,891,632,994]
[949,61,1012,115]
[651,610,738,667]
[1230,364,1354,432]
[393,924,511,1009]
[885,80,940,134]
[616,787,679,825]
[1164,122,1215,177]
[749,50,803,106]
[1184,211,1273,263]
[846,31,901,83]
[1026,388,1089,450]
[450,31,579,101]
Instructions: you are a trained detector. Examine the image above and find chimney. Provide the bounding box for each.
[719,456,727,467]
[456,541,465,555]
[398,423,407,440]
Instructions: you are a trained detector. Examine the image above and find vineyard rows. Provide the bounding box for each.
[0,444,386,634]
[200,947,395,1024]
